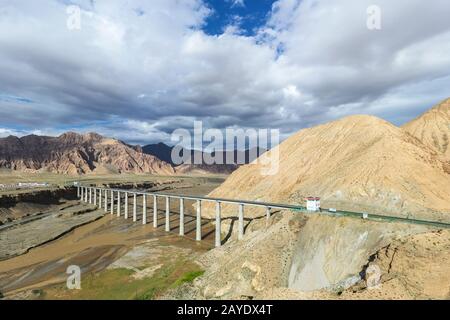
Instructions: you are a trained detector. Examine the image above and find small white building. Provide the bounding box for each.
[306,197,321,212]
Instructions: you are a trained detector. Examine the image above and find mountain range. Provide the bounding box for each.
[0,133,265,175]
[0,132,175,175]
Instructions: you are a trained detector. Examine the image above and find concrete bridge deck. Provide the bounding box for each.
[78,185,450,249]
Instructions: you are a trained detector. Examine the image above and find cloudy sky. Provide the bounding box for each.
[0,0,449,145]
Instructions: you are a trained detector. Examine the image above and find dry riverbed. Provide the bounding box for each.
[0,202,103,260]
[0,175,223,299]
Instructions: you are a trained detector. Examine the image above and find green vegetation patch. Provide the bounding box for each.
[173,270,205,287]
[43,258,204,300]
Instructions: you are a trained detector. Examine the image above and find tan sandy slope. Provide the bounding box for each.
[206,101,450,221]
[403,98,450,169]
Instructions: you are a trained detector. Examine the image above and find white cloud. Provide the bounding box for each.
[0,0,449,145]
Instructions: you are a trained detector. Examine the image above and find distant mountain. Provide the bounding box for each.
[142,143,266,174]
[0,132,174,175]
[205,102,450,221]
[142,143,175,164]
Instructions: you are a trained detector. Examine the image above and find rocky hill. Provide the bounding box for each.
[205,101,450,221]
[403,98,450,171]
[0,132,174,175]
[167,212,448,300]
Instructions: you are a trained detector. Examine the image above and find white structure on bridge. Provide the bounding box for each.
[306,197,321,212]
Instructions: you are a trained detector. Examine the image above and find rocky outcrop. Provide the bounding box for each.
[0,132,174,175]
[165,211,445,300]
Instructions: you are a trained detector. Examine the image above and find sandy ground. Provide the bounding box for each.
[0,202,104,260]
[0,170,226,186]
[0,175,222,298]
[0,213,214,296]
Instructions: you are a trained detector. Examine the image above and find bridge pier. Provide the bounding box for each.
[266,206,271,221]
[165,196,170,232]
[117,191,121,217]
[124,192,128,219]
[89,188,92,204]
[99,189,102,209]
[133,193,137,222]
[196,200,202,241]
[77,186,80,198]
[80,186,83,201]
[238,204,244,240]
[85,187,88,203]
[153,195,158,228]
[143,194,147,225]
[110,190,114,215]
[104,189,108,212]
[179,198,185,236]
[94,188,97,206]
[215,201,221,248]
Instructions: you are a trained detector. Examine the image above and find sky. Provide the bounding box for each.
[0,0,449,146]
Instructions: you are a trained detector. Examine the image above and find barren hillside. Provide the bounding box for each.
[0,132,174,176]
[403,98,450,170]
[166,212,449,300]
[206,113,450,221]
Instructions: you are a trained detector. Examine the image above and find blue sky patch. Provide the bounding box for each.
[202,0,276,36]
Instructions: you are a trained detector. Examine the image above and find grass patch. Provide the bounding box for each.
[173,270,205,287]
[43,259,204,300]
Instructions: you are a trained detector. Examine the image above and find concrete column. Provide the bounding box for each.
[133,193,137,222]
[85,187,88,203]
[179,198,185,236]
[110,190,114,215]
[117,191,121,217]
[94,188,97,206]
[80,187,83,201]
[124,192,128,219]
[98,189,102,209]
[104,189,108,213]
[215,201,221,248]
[165,197,170,232]
[89,188,92,204]
[266,207,271,221]
[143,194,147,225]
[77,186,80,198]
[238,204,244,240]
[196,200,202,241]
[153,195,158,228]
